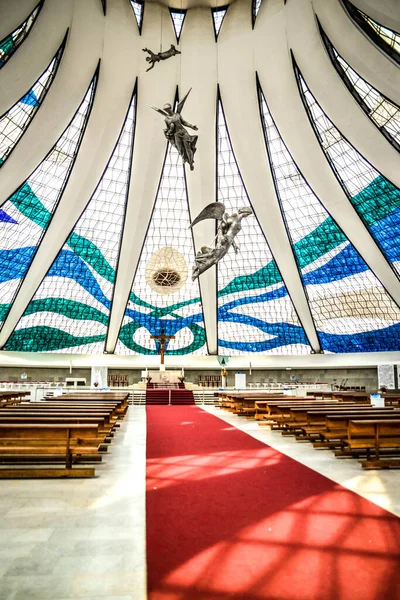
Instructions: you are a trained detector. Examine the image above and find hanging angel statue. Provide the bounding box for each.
[190,202,253,280]
[151,89,198,171]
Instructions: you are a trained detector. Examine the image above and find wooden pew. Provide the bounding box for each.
[307,391,370,404]
[381,393,400,407]
[2,407,117,422]
[281,405,378,436]
[54,394,128,415]
[216,392,285,413]
[0,391,31,407]
[0,391,128,477]
[0,416,111,438]
[235,395,295,417]
[303,409,399,446]
[345,419,400,468]
[255,400,357,426]
[227,395,311,418]
[312,407,400,448]
[0,423,100,477]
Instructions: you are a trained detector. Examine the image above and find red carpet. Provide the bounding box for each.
[146,388,194,405]
[146,405,400,600]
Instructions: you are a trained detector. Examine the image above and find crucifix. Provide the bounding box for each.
[150,330,175,365]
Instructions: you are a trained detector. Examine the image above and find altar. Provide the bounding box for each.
[147,370,182,385]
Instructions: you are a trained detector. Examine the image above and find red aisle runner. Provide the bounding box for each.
[146,405,400,600]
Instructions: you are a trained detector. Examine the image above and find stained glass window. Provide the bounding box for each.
[320,25,400,152]
[295,64,400,280]
[0,34,66,167]
[260,87,400,353]
[6,89,137,354]
[129,0,144,33]
[170,10,186,43]
[115,144,206,356]
[343,0,400,64]
[0,1,43,69]
[0,69,98,332]
[252,0,262,27]
[216,100,311,355]
[212,7,228,40]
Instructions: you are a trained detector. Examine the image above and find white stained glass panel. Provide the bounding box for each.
[118,143,206,355]
[0,44,64,166]
[364,15,400,55]
[130,1,144,30]
[0,76,97,325]
[213,9,227,37]
[324,40,400,149]
[217,101,311,355]
[253,0,262,19]
[170,11,185,41]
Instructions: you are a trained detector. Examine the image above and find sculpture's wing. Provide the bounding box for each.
[150,105,169,117]
[189,202,225,228]
[177,88,192,114]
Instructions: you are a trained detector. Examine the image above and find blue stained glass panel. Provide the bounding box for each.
[0,71,98,331]
[296,65,400,280]
[8,91,137,354]
[260,86,400,353]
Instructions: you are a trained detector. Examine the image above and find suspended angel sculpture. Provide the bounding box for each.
[142,45,181,72]
[190,202,253,280]
[151,89,198,170]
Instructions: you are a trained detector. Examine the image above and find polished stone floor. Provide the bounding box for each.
[0,404,398,600]
[0,406,147,600]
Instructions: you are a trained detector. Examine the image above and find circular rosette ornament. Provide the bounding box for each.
[146,247,188,295]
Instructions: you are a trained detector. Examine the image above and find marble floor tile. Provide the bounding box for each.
[0,406,147,600]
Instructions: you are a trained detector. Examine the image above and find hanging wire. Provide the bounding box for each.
[179,0,183,95]
[215,0,219,90]
[160,4,163,51]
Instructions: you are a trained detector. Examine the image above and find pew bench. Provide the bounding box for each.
[5,408,118,428]
[59,393,129,414]
[254,399,355,424]
[0,423,100,477]
[343,419,400,468]
[310,410,400,449]
[257,402,355,429]
[296,407,395,442]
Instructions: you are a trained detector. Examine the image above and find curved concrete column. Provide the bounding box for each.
[313,0,400,104]
[179,7,218,354]
[106,1,178,352]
